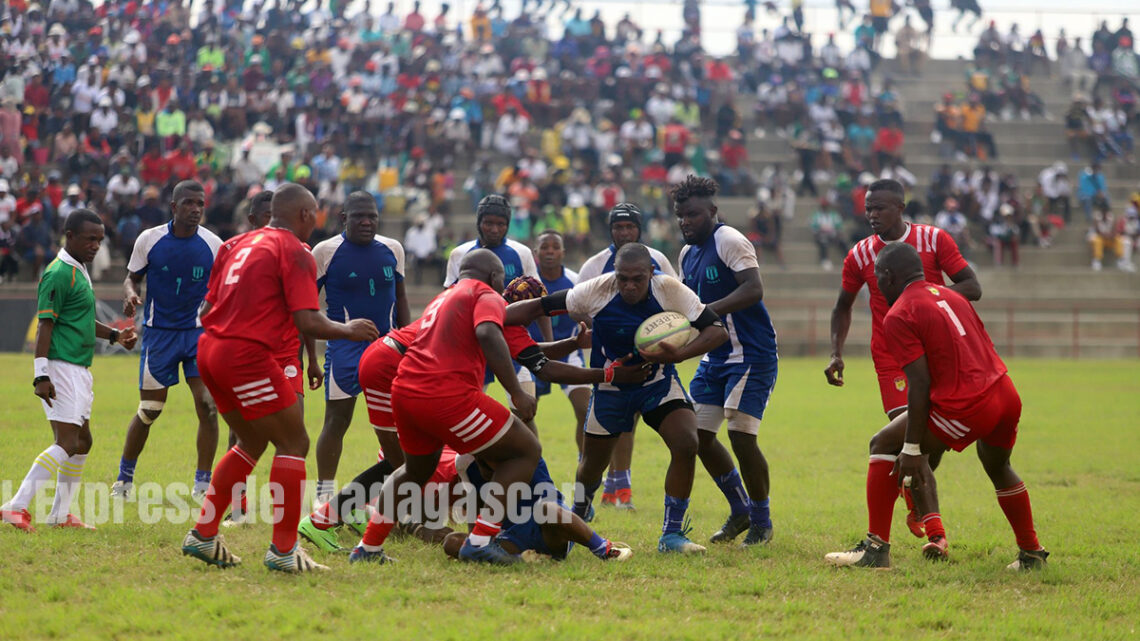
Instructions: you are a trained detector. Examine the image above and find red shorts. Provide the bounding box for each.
[275,354,304,396]
[358,338,405,432]
[198,335,297,421]
[872,349,908,416]
[377,445,459,486]
[929,375,1021,452]
[390,385,513,457]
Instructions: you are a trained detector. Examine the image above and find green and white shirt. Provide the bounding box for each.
[37,248,96,367]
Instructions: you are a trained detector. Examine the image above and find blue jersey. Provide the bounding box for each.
[457,455,561,527]
[312,233,405,348]
[577,243,677,283]
[529,267,579,343]
[679,224,777,366]
[565,272,707,391]
[128,222,222,330]
[444,238,538,287]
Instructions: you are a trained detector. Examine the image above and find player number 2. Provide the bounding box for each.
[936,301,967,336]
[224,247,253,285]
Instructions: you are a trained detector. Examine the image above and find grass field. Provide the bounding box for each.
[1,353,1138,640]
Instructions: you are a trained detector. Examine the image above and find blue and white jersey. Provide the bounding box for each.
[312,232,405,340]
[529,266,579,343]
[565,272,706,392]
[127,222,222,330]
[456,454,562,526]
[577,244,677,283]
[444,238,538,287]
[678,223,777,366]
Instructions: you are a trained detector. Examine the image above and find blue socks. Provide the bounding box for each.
[750,497,772,529]
[612,469,631,492]
[714,469,750,517]
[587,532,609,558]
[662,495,690,535]
[117,458,137,483]
[194,469,211,487]
[603,471,616,495]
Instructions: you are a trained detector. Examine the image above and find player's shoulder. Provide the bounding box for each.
[373,233,404,255]
[578,248,610,276]
[311,233,345,253]
[567,270,618,309]
[195,225,223,251]
[713,223,751,246]
[846,234,878,267]
[449,239,478,258]
[563,267,580,285]
[650,272,690,298]
[503,238,535,258]
[134,222,171,248]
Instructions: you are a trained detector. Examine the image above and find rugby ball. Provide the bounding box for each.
[635,311,696,355]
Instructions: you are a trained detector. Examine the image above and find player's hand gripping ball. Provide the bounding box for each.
[503,276,548,303]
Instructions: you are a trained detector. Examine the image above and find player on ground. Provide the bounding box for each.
[311,192,409,507]
[348,249,542,565]
[532,230,592,452]
[673,176,779,546]
[824,178,981,550]
[2,209,138,532]
[576,203,678,509]
[180,183,378,573]
[826,243,1048,570]
[111,180,222,501]
[517,243,730,554]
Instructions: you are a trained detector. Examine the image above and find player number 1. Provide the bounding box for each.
[936,300,967,336]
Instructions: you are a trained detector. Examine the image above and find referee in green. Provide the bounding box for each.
[2,209,138,532]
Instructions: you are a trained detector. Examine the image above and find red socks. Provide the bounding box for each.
[996,482,1040,551]
[269,455,307,552]
[361,511,395,548]
[195,446,257,539]
[471,517,502,539]
[866,456,898,542]
[922,513,946,540]
[310,501,335,530]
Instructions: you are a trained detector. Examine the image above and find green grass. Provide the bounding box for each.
[1,354,1138,640]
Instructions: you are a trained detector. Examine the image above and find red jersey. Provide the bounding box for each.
[883,282,1006,415]
[395,279,506,397]
[842,223,969,362]
[504,324,538,358]
[203,227,319,352]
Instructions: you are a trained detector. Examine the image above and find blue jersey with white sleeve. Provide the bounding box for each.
[678,224,777,366]
[444,238,538,287]
[312,232,405,345]
[127,222,222,329]
[576,244,677,283]
[529,266,579,343]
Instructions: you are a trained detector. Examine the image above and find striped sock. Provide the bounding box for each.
[613,469,632,491]
[923,513,946,540]
[603,471,616,495]
[750,497,772,529]
[468,517,501,547]
[587,532,610,558]
[662,495,689,535]
[49,453,86,522]
[6,444,68,511]
[194,469,211,487]
[316,479,335,499]
[714,468,750,517]
[195,446,257,539]
[996,482,1040,551]
[117,457,137,483]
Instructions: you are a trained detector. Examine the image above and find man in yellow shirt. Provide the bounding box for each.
[960,94,997,160]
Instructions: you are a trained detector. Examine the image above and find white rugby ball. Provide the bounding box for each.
[635,311,697,355]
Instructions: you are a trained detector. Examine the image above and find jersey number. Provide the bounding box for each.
[175,277,182,295]
[420,289,452,330]
[936,301,967,336]
[369,278,375,297]
[223,247,253,286]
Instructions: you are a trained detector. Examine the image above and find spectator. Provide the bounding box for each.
[749,196,785,267]
[1088,201,1135,271]
[960,93,998,160]
[811,197,846,270]
[988,203,1020,268]
[872,121,904,172]
[404,212,440,285]
[934,198,973,261]
[15,205,54,277]
[1078,161,1108,220]
[1038,162,1073,222]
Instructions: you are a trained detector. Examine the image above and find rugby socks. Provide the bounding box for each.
[613,469,632,492]
[194,469,211,493]
[5,444,68,511]
[923,513,946,541]
[662,495,689,535]
[468,516,502,547]
[750,497,772,529]
[315,479,335,500]
[866,455,898,542]
[603,471,617,496]
[573,478,602,519]
[195,446,257,539]
[714,468,750,517]
[312,460,394,530]
[48,454,86,523]
[117,457,137,483]
[269,455,307,552]
[996,482,1041,551]
[587,532,610,559]
[359,511,395,551]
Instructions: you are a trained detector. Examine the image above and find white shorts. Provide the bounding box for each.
[561,350,592,396]
[41,360,94,426]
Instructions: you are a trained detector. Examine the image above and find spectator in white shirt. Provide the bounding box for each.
[89,97,119,136]
[404,212,439,285]
[58,183,87,220]
[1038,162,1072,221]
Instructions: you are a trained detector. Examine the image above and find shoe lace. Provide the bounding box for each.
[679,515,695,540]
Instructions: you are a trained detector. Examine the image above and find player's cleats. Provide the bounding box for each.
[458,539,521,565]
[614,489,636,511]
[344,509,370,537]
[922,535,949,561]
[264,543,329,573]
[658,531,708,554]
[824,534,891,569]
[709,512,750,543]
[182,529,241,568]
[298,515,345,553]
[348,545,396,565]
[1,508,35,532]
[603,541,634,561]
[1006,548,1049,571]
[313,493,334,512]
[110,481,133,501]
[191,487,208,504]
[600,492,617,506]
[51,514,95,530]
[741,524,774,547]
[906,509,926,538]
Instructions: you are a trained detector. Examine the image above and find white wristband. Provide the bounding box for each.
[34,357,49,378]
[901,442,922,457]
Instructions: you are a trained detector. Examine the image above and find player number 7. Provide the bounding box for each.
[936,300,967,337]
[223,247,253,286]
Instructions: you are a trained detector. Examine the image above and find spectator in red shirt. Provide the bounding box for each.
[661,117,690,168]
[872,123,905,173]
[717,130,751,196]
[165,139,198,182]
[139,147,170,186]
[23,71,50,113]
[404,1,425,32]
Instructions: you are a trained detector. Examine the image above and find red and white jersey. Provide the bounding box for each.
[883,282,1007,415]
[203,227,319,352]
[842,223,969,360]
[395,278,506,397]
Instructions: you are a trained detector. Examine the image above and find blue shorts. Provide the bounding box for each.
[535,350,591,397]
[325,340,367,401]
[139,327,203,390]
[689,360,777,421]
[584,372,692,437]
[496,497,572,560]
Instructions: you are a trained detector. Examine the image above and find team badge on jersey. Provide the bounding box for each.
[928,287,940,296]
[894,376,907,392]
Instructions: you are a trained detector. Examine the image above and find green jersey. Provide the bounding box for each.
[37,249,96,367]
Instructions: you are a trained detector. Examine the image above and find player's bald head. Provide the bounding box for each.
[874,243,924,305]
[269,182,318,241]
[459,248,506,292]
[614,242,653,270]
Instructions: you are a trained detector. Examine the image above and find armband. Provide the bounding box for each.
[515,345,549,374]
[540,290,569,316]
[34,357,49,379]
[901,442,922,457]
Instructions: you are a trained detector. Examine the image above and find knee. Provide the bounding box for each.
[669,431,699,461]
[76,432,93,456]
[195,397,217,424]
[56,434,80,457]
[137,400,165,426]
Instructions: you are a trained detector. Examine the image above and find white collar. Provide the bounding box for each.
[879,223,911,245]
[57,247,93,287]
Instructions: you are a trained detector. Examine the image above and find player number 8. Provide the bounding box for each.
[936,300,967,337]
